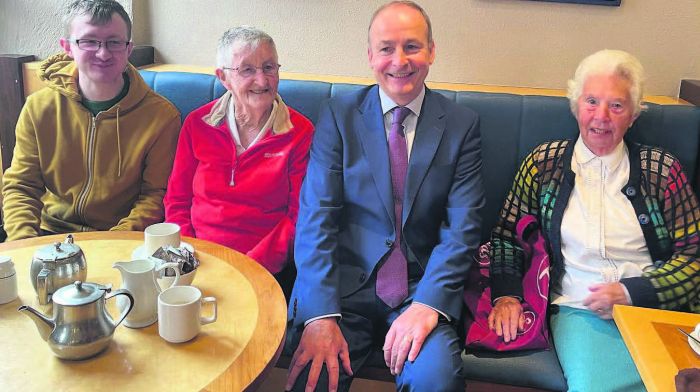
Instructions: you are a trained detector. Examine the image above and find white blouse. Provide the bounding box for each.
[551,137,652,308]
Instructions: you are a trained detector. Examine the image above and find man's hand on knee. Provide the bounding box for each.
[285,318,353,392]
[383,303,438,376]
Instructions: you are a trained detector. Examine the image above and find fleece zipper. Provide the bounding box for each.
[74,113,98,230]
[227,130,288,187]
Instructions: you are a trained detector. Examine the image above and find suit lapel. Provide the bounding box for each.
[404,90,446,224]
[357,86,395,226]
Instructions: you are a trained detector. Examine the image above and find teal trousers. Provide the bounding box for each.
[551,305,646,392]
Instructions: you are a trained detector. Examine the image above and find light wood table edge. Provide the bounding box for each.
[137,63,690,105]
[612,305,658,392]
[22,61,690,105]
[0,231,288,392]
[613,304,700,392]
[188,235,288,392]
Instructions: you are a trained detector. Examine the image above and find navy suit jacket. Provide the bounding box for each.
[289,85,484,327]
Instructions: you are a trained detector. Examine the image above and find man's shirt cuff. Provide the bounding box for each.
[304,313,342,327]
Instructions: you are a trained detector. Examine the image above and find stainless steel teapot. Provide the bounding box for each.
[18,281,134,360]
[30,234,87,304]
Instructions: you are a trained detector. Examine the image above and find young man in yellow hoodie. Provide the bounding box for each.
[2,0,180,240]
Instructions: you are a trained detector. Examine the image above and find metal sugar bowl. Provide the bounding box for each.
[30,234,87,304]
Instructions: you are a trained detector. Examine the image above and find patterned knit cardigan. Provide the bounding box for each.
[490,139,700,313]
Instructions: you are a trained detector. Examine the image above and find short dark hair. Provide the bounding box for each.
[368,1,433,44]
[64,0,132,40]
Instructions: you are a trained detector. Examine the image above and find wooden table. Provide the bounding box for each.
[0,231,287,392]
[613,305,700,392]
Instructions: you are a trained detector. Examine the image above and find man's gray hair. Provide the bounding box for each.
[567,49,646,119]
[216,26,276,68]
[63,0,132,40]
[369,1,433,44]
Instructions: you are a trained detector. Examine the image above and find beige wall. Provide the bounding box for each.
[2,0,699,96]
[0,0,133,59]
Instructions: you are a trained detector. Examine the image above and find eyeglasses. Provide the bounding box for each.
[222,63,281,78]
[69,39,132,52]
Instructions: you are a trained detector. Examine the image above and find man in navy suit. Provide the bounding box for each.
[285,2,484,391]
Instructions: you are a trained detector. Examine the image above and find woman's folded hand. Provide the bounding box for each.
[488,296,524,343]
[583,282,630,319]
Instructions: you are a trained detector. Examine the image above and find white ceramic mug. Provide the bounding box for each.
[144,222,181,256]
[158,286,217,343]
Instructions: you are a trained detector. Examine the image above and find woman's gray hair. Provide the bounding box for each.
[567,49,646,118]
[216,26,276,68]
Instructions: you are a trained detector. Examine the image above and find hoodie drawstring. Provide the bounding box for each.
[116,107,122,177]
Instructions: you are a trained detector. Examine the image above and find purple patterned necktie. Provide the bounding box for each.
[376,106,411,308]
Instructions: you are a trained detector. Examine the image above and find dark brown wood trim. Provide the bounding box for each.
[129,45,154,68]
[684,80,700,191]
[0,54,35,173]
[680,79,700,107]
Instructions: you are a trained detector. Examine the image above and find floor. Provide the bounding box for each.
[258,367,549,392]
[260,367,396,391]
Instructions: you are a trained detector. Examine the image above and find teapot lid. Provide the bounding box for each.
[52,281,109,306]
[34,234,82,262]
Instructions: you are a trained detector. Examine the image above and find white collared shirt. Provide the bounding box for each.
[378,86,425,158]
[552,137,652,308]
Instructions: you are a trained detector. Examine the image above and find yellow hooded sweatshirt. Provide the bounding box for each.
[2,53,181,240]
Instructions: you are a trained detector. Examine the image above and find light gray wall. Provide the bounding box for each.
[2,0,699,96]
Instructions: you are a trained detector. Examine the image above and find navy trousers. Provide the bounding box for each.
[285,272,464,392]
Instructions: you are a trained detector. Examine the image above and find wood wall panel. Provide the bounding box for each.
[0,54,35,173]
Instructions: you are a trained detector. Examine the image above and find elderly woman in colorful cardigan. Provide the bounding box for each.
[488,49,700,392]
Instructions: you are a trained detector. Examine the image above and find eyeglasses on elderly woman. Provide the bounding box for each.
[222,63,281,78]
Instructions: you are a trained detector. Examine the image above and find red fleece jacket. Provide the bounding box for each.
[164,100,313,274]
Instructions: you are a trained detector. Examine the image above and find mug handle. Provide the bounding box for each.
[200,296,217,325]
[106,289,135,327]
[155,262,181,291]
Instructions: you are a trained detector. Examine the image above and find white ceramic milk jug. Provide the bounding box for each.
[113,259,180,328]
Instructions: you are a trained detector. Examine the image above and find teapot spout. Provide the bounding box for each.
[18,305,55,341]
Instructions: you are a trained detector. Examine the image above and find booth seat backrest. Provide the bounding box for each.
[140,70,700,241]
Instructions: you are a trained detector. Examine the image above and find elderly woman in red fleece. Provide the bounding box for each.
[164,26,313,279]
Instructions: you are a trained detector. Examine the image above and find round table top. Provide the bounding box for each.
[0,231,287,392]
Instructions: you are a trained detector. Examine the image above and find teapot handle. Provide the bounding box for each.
[37,268,52,305]
[106,289,134,328]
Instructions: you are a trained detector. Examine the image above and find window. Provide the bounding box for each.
[525,0,621,5]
